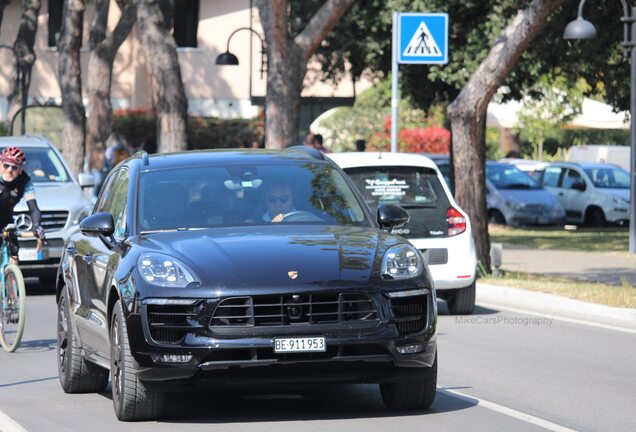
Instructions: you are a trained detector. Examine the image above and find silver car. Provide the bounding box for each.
[0,136,94,284]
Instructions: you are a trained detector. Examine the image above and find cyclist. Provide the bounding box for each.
[0,147,45,265]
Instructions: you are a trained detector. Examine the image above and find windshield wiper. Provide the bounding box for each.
[502,183,534,189]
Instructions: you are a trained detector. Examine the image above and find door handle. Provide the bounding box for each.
[83,254,95,264]
[66,246,77,254]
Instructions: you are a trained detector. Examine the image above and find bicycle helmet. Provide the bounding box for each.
[1,147,26,166]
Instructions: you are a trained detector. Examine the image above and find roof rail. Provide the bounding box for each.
[286,145,325,160]
[134,150,150,166]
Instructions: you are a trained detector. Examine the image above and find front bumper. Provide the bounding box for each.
[125,290,437,385]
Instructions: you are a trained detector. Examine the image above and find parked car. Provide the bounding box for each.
[420,156,564,227]
[329,152,477,315]
[485,161,566,226]
[498,158,547,180]
[56,148,438,421]
[0,136,94,284]
[537,162,631,226]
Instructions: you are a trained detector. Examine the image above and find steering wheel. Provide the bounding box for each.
[281,210,324,222]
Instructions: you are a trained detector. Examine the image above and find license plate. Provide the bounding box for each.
[18,248,42,261]
[274,337,326,353]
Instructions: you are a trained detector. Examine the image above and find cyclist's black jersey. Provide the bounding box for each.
[0,172,33,227]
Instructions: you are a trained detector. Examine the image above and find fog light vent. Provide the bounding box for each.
[151,354,193,364]
[396,343,425,355]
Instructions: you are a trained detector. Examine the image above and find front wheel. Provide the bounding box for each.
[381,355,437,410]
[111,300,165,421]
[0,264,26,352]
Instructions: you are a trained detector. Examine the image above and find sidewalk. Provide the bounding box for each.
[500,246,636,286]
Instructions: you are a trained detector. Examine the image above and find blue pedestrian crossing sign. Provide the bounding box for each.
[398,13,448,64]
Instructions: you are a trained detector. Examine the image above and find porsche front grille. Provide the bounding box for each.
[210,293,378,327]
[391,295,428,335]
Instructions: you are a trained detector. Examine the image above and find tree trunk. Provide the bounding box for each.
[0,0,9,33]
[58,0,85,176]
[86,0,136,171]
[447,0,566,270]
[7,0,41,131]
[256,0,355,149]
[134,0,187,153]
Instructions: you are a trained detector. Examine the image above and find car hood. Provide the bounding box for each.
[497,188,557,206]
[134,225,402,289]
[13,182,89,212]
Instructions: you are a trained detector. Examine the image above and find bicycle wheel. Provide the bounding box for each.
[0,264,26,352]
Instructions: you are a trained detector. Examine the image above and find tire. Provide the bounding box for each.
[111,301,165,421]
[446,282,476,315]
[585,207,606,227]
[57,290,109,393]
[488,210,506,225]
[0,264,26,352]
[381,354,437,410]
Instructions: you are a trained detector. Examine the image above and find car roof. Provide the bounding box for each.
[544,161,623,170]
[0,136,54,148]
[131,148,329,171]
[327,152,441,169]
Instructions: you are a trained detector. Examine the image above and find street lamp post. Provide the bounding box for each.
[564,0,636,253]
[215,26,267,102]
[0,45,27,136]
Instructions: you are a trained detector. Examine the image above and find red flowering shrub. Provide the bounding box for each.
[368,115,450,154]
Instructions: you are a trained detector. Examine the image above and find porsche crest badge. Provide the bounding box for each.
[287,271,298,280]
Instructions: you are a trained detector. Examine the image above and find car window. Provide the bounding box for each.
[583,166,630,189]
[137,162,368,231]
[9,147,71,183]
[344,166,446,207]
[94,169,121,214]
[562,168,583,189]
[540,166,562,187]
[486,164,540,190]
[105,169,129,240]
[344,165,452,239]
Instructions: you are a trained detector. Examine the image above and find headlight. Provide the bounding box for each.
[138,253,199,287]
[612,196,629,206]
[73,205,93,225]
[381,244,423,280]
[505,200,523,211]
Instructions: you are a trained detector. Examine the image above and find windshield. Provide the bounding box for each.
[486,164,540,190]
[21,147,71,183]
[583,166,630,189]
[137,162,369,231]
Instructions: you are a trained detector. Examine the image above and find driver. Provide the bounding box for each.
[263,181,295,223]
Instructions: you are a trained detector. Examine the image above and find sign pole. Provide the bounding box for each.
[391,12,399,153]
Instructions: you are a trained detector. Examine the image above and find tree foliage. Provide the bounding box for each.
[313,0,630,112]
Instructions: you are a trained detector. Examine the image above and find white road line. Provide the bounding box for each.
[477,302,636,336]
[438,388,579,432]
[0,409,28,432]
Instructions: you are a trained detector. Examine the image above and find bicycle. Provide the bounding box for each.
[0,224,41,353]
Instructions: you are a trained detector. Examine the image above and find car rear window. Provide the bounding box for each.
[137,162,369,231]
[343,166,452,239]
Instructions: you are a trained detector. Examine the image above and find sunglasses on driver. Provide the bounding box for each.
[267,194,289,204]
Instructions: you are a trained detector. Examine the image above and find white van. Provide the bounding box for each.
[567,145,631,172]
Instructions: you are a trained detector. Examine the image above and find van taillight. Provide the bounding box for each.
[447,208,466,236]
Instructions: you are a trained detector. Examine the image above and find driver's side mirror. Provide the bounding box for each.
[80,212,114,236]
[377,204,410,230]
[571,181,586,192]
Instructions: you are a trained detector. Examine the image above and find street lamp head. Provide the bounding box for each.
[215,51,239,66]
[563,17,597,40]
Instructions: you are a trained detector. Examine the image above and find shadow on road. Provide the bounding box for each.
[25,278,56,296]
[0,375,57,389]
[437,300,499,316]
[96,383,476,423]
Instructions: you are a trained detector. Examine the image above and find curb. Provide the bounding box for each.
[0,410,27,432]
[476,283,636,331]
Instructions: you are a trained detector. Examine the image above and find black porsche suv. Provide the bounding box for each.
[55,148,438,421]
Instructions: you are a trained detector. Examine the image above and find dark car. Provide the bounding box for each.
[55,148,438,421]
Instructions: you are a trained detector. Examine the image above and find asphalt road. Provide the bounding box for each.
[1,280,635,432]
